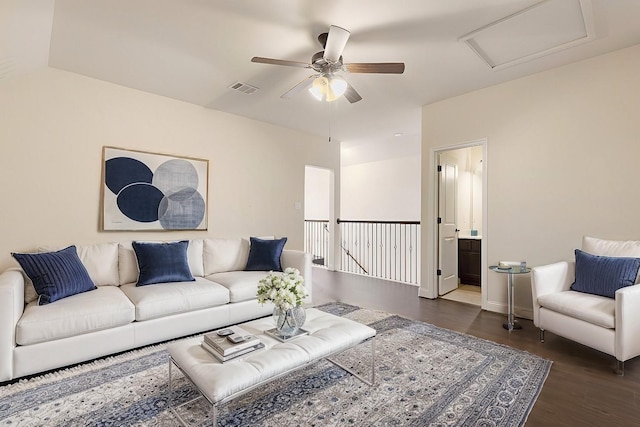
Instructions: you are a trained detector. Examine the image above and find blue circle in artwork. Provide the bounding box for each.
[158,189,205,229]
[105,157,154,195]
[153,159,199,195]
[117,183,165,223]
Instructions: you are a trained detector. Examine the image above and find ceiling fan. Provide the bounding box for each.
[251,25,405,103]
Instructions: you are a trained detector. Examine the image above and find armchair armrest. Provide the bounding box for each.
[615,284,640,361]
[281,250,313,303]
[0,269,26,381]
[531,261,575,326]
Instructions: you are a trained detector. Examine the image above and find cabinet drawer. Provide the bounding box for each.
[459,239,472,251]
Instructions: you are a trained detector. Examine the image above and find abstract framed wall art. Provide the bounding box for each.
[102,147,208,231]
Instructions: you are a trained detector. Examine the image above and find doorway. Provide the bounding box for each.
[304,166,334,270]
[434,142,486,307]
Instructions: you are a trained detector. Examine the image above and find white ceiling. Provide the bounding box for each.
[3,0,640,148]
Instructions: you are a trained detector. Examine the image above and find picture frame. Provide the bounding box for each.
[101,146,208,231]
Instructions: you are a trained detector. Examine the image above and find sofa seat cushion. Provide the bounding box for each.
[206,271,273,303]
[16,286,135,345]
[537,290,615,329]
[120,277,229,321]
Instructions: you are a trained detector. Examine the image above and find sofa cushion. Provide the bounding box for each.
[75,242,120,286]
[203,238,250,275]
[570,249,640,298]
[120,277,230,321]
[537,290,615,329]
[186,239,205,277]
[39,242,120,287]
[206,271,274,303]
[244,237,287,272]
[12,246,97,305]
[132,241,195,286]
[583,236,640,258]
[119,240,204,285]
[16,286,135,345]
[583,236,640,284]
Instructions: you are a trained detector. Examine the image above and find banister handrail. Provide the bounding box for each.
[339,242,368,274]
[337,218,420,225]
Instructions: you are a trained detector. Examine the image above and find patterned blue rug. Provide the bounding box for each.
[0,303,551,426]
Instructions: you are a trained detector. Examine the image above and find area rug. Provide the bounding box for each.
[0,303,551,426]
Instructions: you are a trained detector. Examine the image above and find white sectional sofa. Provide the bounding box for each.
[0,238,312,382]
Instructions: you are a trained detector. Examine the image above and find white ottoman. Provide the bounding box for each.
[167,308,376,426]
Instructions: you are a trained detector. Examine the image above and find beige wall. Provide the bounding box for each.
[0,68,340,271]
[341,155,421,221]
[421,44,640,317]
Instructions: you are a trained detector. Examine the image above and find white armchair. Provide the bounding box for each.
[531,236,640,375]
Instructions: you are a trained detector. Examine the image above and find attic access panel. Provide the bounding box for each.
[460,0,595,70]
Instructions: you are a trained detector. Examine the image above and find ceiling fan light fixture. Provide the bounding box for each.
[308,75,347,102]
[330,77,347,98]
[309,76,328,101]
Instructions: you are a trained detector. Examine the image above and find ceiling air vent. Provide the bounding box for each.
[229,82,259,95]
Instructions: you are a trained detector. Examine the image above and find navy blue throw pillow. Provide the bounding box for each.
[132,240,195,286]
[570,249,640,298]
[244,237,287,272]
[12,246,96,305]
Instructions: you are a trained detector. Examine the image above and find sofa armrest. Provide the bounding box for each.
[531,261,575,327]
[281,250,313,303]
[0,269,26,381]
[615,284,640,361]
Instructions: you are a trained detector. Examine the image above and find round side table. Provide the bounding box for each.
[489,265,531,331]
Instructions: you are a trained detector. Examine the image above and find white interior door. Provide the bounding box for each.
[438,153,459,295]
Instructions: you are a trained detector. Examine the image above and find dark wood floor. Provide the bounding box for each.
[312,268,640,427]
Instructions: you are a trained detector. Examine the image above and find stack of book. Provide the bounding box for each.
[202,326,264,362]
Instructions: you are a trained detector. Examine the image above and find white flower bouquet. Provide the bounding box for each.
[257,267,307,310]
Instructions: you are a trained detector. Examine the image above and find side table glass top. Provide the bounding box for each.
[489,265,531,274]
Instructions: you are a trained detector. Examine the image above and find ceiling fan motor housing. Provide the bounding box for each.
[312,51,343,69]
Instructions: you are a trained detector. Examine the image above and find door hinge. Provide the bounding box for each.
[437,217,442,224]
[437,165,442,172]
[437,269,442,276]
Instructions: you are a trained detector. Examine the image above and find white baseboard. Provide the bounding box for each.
[418,286,436,299]
[484,300,533,321]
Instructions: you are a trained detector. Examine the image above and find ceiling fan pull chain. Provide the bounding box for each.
[328,102,333,143]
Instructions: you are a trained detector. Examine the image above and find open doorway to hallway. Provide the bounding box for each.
[304,166,333,269]
[436,144,484,307]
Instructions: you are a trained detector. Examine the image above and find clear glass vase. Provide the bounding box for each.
[272,305,306,338]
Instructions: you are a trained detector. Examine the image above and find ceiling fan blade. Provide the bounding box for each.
[281,75,318,99]
[251,57,312,69]
[323,25,350,63]
[344,82,362,104]
[344,62,405,74]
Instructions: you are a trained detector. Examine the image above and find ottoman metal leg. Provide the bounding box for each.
[326,337,376,386]
[169,356,218,426]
